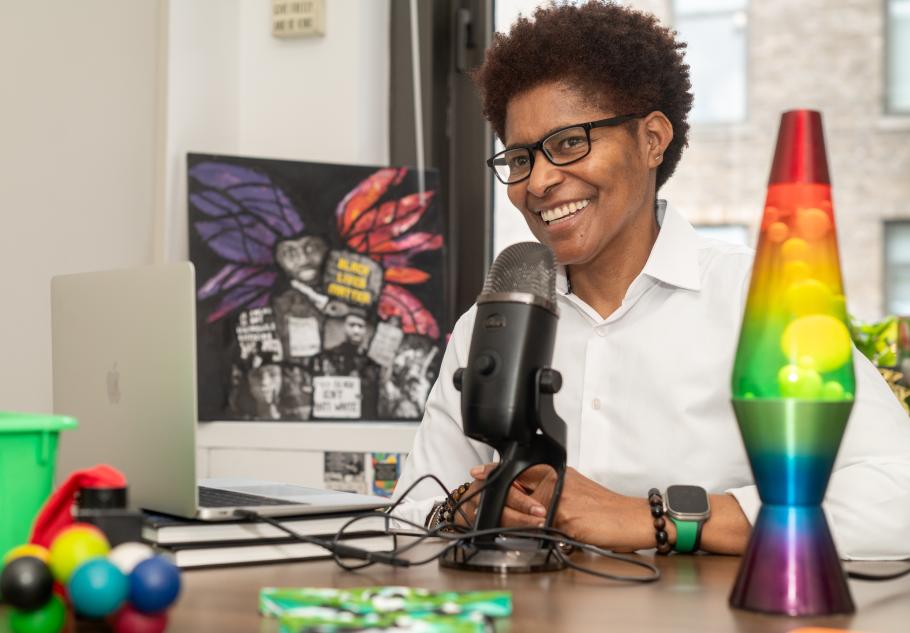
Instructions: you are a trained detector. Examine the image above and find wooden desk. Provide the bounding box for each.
[167,542,910,632]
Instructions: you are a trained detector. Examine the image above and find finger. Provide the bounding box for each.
[499,505,546,529]
[515,464,555,488]
[505,485,548,517]
[469,463,498,480]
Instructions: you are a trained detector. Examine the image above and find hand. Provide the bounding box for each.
[466,463,654,551]
[451,464,549,528]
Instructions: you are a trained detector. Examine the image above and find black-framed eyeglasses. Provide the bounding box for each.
[486,112,648,185]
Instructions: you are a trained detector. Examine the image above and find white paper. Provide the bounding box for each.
[313,376,362,418]
[287,316,321,357]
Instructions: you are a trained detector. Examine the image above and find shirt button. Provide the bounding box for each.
[596,328,607,337]
[592,398,601,410]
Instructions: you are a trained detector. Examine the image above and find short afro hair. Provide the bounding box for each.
[472,1,693,191]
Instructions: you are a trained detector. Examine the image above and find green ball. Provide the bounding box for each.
[9,594,66,633]
[48,524,109,584]
[778,364,822,399]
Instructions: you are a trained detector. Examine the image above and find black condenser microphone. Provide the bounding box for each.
[452,242,567,541]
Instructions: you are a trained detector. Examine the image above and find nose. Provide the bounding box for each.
[525,149,562,198]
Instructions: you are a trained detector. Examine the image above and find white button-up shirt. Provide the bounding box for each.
[392,201,910,560]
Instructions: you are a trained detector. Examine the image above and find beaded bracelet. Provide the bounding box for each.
[425,482,472,530]
[648,488,672,555]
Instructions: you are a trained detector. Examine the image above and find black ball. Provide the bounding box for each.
[0,556,54,611]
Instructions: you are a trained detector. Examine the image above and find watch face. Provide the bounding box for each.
[666,485,709,515]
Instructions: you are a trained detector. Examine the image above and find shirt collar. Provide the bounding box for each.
[555,199,702,295]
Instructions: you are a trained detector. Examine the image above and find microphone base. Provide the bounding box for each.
[439,536,566,573]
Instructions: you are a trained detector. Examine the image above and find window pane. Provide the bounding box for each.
[694,224,750,246]
[885,222,910,315]
[887,0,910,113]
[675,9,748,124]
[676,0,746,14]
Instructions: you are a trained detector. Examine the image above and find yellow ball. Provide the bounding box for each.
[782,260,812,284]
[48,524,110,584]
[781,315,853,373]
[767,222,790,244]
[822,381,846,400]
[795,207,832,241]
[781,237,810,261]
[778,364,823,399]
[786,279,833,317]
[3,543,51,564]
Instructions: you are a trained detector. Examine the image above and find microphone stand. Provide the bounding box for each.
[441,368,568,573]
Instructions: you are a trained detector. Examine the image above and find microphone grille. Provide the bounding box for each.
[482,242,557,302]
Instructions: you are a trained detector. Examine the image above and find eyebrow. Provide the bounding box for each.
[504,123,578,151]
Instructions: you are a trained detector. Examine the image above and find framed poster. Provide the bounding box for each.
[188,154,445,422]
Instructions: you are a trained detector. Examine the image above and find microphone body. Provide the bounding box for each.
[453,243,567,540]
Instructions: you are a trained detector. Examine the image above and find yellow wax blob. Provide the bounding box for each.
[786,278,833,316]
[767,222,790,243]
[778,364,823,399]
[781,315,853,373]
[781,237,810,261]
[782,260,812,284]
[822,381,846,400]
[795,207,831,241]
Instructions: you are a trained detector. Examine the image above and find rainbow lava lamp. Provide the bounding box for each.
[729,110,855,616]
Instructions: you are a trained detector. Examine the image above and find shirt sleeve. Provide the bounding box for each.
[727,348,910,560]
[390,306,496,529]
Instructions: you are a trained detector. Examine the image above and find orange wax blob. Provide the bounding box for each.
[795,207,832,241]
[781,315,852,373]
[767,222,790,243]
[786,278,832,316]
[781,238,810,261]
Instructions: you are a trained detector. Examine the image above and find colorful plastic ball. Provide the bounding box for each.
[68,558,128,618]
[0,556,54,611]
[786,278,833,317]
[780,237,810,262]
[781,315,853,373]
[128,557,181,614]
[48,524,110,584]
[795,207,831,241]
[778,364,823,399]
[109,542,155,575]
[766,221,789,243]
[112,605,169,633]
[3,545,51,565]
[8,594,66,633]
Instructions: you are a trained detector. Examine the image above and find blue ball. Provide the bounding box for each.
[128,557,181,614]
[68,558,128,618]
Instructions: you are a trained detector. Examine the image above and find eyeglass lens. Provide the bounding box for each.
[492,126,590,184]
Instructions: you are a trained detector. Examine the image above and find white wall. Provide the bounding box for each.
[1,0,392,414]
[0,0,164,413]
[162,0,390,261]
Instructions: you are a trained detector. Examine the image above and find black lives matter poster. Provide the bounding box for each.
[188,154,445,422]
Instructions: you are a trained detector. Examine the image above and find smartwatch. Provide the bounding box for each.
[664,485,711,553]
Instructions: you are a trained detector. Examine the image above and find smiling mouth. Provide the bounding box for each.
[538,199,590,225]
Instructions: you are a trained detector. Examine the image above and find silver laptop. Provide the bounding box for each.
[52,262,388,521]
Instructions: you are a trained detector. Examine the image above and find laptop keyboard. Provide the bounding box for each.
[198,486,304,508]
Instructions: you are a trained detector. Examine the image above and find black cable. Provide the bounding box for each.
[237,472,660,583]
[847,562,910,581]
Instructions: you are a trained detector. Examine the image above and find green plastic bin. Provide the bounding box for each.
[0,412,77,558]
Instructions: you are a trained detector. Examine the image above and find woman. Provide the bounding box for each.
[392,1,910,558]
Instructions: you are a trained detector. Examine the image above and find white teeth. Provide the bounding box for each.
[540,199,589,223]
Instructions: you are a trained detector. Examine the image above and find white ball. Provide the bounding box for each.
[108,542,155,573]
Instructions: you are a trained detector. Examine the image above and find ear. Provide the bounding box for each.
[641,112,674,169]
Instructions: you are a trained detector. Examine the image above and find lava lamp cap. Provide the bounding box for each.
[768,110,831,186]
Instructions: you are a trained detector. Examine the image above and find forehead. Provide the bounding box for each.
[503,82,610,145]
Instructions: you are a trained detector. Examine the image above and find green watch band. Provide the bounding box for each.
[670,517,699,553]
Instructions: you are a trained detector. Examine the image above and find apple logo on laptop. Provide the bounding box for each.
[106,362,121,404]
